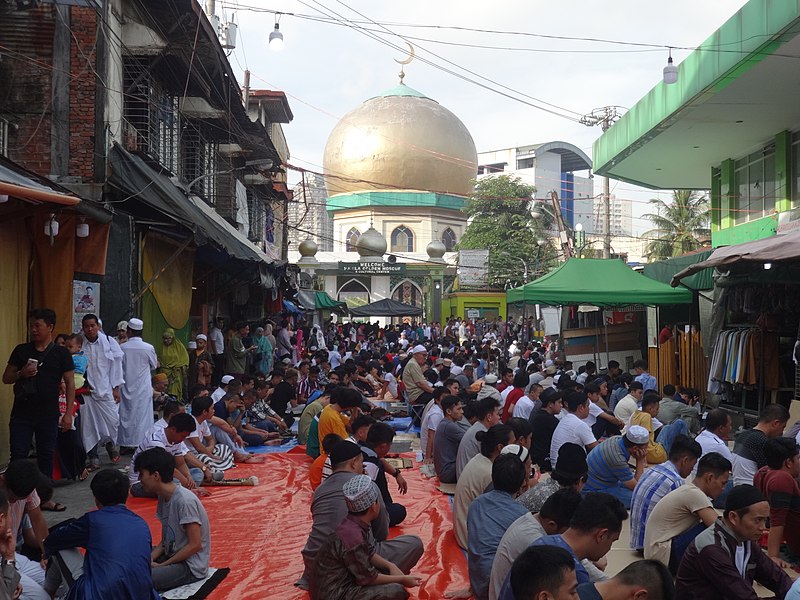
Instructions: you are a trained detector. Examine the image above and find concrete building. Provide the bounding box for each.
[477,142,595,231]
[289,172,333,252]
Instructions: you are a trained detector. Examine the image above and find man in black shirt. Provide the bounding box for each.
[529,388,564,473]
[270,368,298,427]
[3,308,75,481]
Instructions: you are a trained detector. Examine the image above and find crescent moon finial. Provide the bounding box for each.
[394,43,415,84]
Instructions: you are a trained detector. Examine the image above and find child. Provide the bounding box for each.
[310,474,421,600]
[65,334,88,393]
[134,447,210,591]
[310,434,342,490]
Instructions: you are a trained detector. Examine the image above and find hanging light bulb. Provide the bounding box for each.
[663,49,678,85]
[0,194,8,203]
[269,22,284,51]
[44,213,59,237]
[76,218,90,238]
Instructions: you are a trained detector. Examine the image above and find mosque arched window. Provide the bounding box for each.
[390,225,414,253]
[441,228,457,251]
[345,227,361,252]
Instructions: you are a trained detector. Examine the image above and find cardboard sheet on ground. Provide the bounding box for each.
[128,453,468,599]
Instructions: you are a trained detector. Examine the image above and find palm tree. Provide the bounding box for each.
[643,190,710,261]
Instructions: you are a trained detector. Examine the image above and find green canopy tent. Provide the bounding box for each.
[507,258,692,368]
[506,258,692,306]
[296,290,348,315]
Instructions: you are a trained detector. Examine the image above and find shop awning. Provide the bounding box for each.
[349,298,423,317]
[108,144,273,265]
[671,230,800,286]
[643,249,715,291]
[0,156,80,206]
[507,258,692,306]
[282,300,304,315]
[296,290,348,314]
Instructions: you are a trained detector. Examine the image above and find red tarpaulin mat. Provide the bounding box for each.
[128,453,468,599]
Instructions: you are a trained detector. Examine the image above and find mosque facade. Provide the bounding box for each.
[288,80,489,324]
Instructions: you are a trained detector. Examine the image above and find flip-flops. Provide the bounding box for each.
[42,502,67,512]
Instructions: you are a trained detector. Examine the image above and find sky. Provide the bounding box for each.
[214,0,749,235]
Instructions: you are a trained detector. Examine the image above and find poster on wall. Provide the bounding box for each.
[72,280,99,333]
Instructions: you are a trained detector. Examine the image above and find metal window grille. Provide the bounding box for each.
[122,57,179,173]
[0,118,8,156]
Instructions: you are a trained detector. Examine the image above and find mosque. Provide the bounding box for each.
[289,73,508,324]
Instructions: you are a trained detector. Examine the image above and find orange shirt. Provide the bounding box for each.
[309,454,327,490]
[318,404,350,452]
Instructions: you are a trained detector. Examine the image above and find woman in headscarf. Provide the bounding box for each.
[253,326,273,376]
[157,328,189,400]
[264,322,277,352]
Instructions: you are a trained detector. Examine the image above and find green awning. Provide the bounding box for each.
[642,250,715,291]
[506,258,692,306]
[296,290,348,313]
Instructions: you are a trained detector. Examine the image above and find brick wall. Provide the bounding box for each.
[0,5,54,173]
[67,6,98,181]
[0,5,99,181]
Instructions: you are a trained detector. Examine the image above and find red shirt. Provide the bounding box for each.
[754,465,800,527]
[502,388,525,422]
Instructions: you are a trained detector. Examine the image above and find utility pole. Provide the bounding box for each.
[580,107,622,259]
[548,191,573,260]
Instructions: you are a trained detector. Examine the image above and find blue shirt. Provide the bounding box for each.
[635,372,657,393]
[584,436,632,492]
[498,534,589,600]
[629,461,684,549]
[43,504,160,600]
[71,351,87,376]
[467,490,529,600]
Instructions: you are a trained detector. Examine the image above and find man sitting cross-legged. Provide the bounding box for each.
[297,441,423,590]
[676,484,792,600]
[433,395,466,484]
[43,469,159,599]
[497,492,629,598]
[311,475,421,600]
[489,488,582,600]
[644,452,732,572]
[467,451,530,600]
[629,435,701,553]
[184,396,234,472]
[135,447,211,592]
[577,559,676,600]
[129,413,211,498]
[210,392,266,464]
[360,422,408,527]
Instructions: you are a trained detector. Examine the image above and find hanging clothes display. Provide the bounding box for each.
[707,329,780,393]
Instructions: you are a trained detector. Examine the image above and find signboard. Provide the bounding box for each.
[338,262,406,275]
[72,280,100,333]
[458,249,489,287]
[466,309,480,319]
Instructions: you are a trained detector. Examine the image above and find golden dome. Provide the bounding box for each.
[323,84,477,198]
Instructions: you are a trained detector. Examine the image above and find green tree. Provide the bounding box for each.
[457,175,555,287]
[642,190,710,261]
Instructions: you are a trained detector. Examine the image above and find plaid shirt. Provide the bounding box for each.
[629,460,684,549]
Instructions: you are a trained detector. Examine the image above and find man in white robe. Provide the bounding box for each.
[117,318,157,448]
[80,314,124,468]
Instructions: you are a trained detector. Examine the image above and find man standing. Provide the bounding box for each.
[80,314,124,469]
[208,317,225,385]
[676,485,792,599]
[3,308,74,482]
[117,318,157,450]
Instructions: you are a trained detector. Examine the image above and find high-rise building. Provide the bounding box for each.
[477,142,594,231]
[289,172,333,251]
[591,193,632,237]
